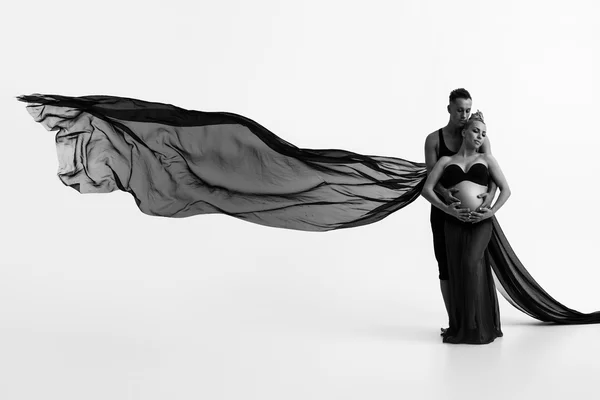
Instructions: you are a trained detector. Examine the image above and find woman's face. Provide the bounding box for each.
[462,120,487,149]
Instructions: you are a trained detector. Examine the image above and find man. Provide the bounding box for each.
[423,88,496,329]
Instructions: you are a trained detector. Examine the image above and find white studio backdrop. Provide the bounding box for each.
[1,0,599,399]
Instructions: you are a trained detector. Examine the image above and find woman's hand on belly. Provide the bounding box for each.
[468,207,494,223]
[446,202,473,222]
[451,182,495,223]
[452,182,487,211]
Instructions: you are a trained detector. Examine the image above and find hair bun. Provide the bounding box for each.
[469,110,485,124]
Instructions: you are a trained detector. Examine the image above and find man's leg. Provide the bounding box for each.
[431,206,451,321]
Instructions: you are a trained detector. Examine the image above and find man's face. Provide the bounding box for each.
[448,98,472,127]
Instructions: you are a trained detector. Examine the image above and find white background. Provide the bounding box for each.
[1,1,599,399]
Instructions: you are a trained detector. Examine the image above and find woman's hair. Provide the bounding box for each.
[463,110,485,131]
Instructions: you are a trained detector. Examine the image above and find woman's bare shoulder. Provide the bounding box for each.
[480,153,499,167]
[437,155,453,166]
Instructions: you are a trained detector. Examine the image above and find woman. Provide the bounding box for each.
[421,111,511,344]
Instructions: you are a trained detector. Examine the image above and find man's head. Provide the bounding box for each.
[447,88,472,128]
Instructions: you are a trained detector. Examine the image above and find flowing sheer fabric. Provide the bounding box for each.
[488,218,600,324]
[17,94,425,231]
[18,94,600,326]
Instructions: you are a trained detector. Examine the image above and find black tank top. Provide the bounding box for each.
[438,128,457,158]
[432,128,459,208]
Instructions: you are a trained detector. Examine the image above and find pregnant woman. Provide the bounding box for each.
[421,111,511,344]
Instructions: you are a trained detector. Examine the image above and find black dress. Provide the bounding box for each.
[440,163,503,344]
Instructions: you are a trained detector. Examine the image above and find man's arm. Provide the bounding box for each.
[424,132,459,202]
[421,156,470,222]
[424,133,439,174]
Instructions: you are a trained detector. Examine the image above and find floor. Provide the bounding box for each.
[1,253,598,400]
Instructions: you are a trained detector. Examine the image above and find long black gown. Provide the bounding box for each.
[17,94,600,331]
[439,163,503,344]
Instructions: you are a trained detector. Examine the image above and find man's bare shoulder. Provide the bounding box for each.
[425,129,441,147]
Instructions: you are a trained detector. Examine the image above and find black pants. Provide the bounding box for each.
[430,205,449,280]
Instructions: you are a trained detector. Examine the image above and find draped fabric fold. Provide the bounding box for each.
[17,94,426,231]
[488,218,600,324]
[18,93,600,324]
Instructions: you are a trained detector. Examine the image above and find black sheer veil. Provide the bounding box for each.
[18,93,600,324]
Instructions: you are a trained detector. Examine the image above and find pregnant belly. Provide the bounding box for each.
[452,182,487,210]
